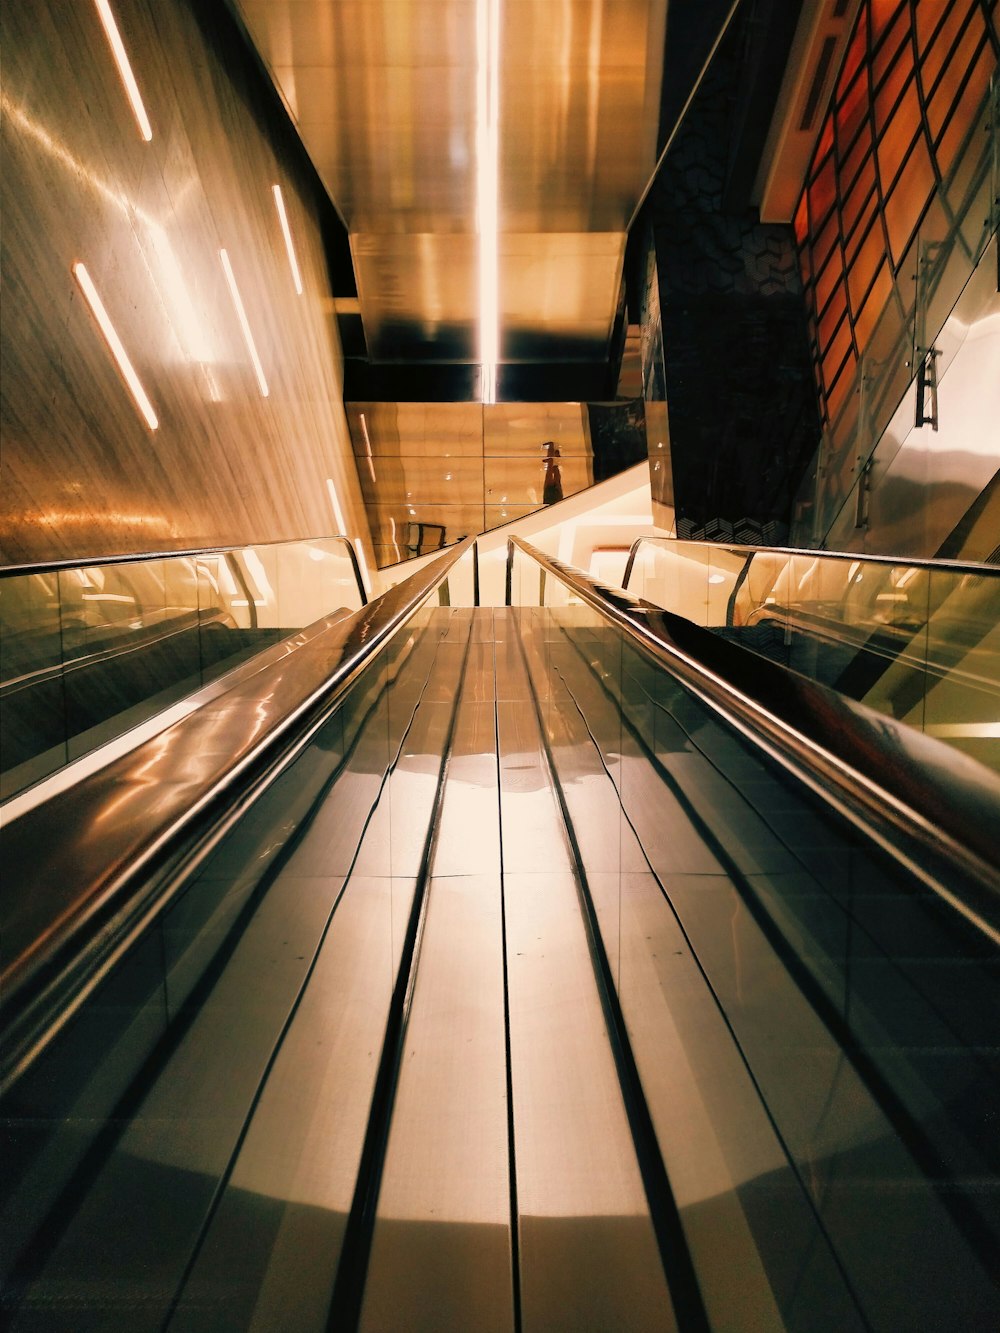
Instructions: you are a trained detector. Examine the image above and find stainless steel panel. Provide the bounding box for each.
[237,0,666,362]
[348,403,485,459]
[357,457,485,507]
[484,403,590,456]
[484,456,593,505]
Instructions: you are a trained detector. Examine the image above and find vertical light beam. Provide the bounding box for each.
[220,248,269,398]
[73,261,158,429]
[476,0,501,403]
[94,0,153,141]
[272,184,303,296]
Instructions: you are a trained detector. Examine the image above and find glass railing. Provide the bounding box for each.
[0,536,366,800]
[621,535,1000,774]
[505,534,1000,1331]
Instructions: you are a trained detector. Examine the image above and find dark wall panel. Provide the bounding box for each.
[0,0,369,565]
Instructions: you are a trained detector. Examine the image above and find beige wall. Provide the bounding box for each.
[0,0,370,567]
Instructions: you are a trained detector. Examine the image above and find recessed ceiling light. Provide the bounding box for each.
[94,0,153,141]
[272,184,303,296]
[220,248,268,397]
[73,261,158,429]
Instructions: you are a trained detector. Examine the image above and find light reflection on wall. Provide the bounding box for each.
[2,94,222,399]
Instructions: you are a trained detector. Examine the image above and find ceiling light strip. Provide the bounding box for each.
[272,184,303,296]
[94,0,153,141]
[220,248,269,398]
[73,261,158,429]
[476,0,501,404]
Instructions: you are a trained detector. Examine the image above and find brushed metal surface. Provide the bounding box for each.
[0,0,370,566]
[237,0,666,365]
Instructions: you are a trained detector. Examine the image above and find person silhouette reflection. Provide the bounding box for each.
[542,440,563,505]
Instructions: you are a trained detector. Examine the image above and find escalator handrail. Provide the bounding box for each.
[622,533,1000,592]
[0,538,474,1091]
[0,533,369,609]
[507,535,1000,943]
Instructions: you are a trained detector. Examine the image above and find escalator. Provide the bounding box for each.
[2,540,998,1331]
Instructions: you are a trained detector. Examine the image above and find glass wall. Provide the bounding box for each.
[505,538,1000,1330]
[625,536,1000,773]
[794,1,999,540]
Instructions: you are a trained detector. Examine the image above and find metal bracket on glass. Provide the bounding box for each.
[854,458,873,530]
[915,347,941,430]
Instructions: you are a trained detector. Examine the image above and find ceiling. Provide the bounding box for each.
[235,0,668,395]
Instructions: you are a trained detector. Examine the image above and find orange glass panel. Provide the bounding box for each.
[883,136,936,263]
[825,346,857,422]
[841,167,876,245]
[928,28,990,140]
[872,7,910,89]
[818,283,849,351]
[935,42,995,178]
[814,116,835,167]
[847,215,886,314]
[919,1,979,96]
[825,309,854,371]
[836,68,870,149]
[869,0,906,44]
[815,245,845,316]
[876,83,920,190]
[874,53,914,137]
[845,184,878,258]
[838,17,869,99]
[810,169,842,257]
[839,121,875,197]
[854,261,894,354]
[794,192,810,247]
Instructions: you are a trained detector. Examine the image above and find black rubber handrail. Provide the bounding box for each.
[621,533,1000,591]
[1,533,369,609]
[507,535,1000,944]
[0,538,475,1091]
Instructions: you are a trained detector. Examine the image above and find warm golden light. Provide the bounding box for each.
[220,248,269,397]
[476,0,501,404]
[73,261,158,429]
[94,0,153,141]
[326,477,348,535]
[272,184,303,295]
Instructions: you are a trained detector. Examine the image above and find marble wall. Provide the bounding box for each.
[0,0,370,566]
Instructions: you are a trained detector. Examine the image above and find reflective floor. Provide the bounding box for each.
[3,608,998,1330]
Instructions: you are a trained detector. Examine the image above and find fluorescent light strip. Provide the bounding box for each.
[220,248,269,397]
[476,0,501,403]
[359,411,377,483]
[272,184,303,295]
[94,0,152,141]
[73,261,158,429]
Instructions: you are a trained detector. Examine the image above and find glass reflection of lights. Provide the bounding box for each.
[476,0,501,404]
[73,261,158,430]
[359,411,377,484]
[708,573,725,584]
[220,248,269,398]
[272,184,303,296]
[95,0,153,141]
[326,477,348,536]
